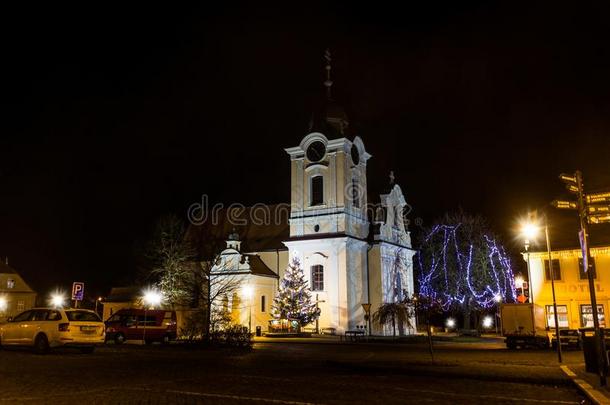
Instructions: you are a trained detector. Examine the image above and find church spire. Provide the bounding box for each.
[324,48,333,100]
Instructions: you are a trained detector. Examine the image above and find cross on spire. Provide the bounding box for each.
[389,171,395,186]
[324,48,333,100]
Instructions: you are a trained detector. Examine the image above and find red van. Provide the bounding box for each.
[104,309,177,344]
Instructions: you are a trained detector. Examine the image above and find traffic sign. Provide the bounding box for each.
[588,205,610,214]
[72,282,85,301]
[588,214,610,224]
[559,173,577,184]
[587,191,610,204]
[552,200,578,210]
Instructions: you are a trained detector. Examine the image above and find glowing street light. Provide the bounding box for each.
[494,294,502,303]
[514,276,524,289]
[143,290,162,309]
[482,315,493,329]
[446,318,456,329]
[50,294,65,309]
[521,223,539,242]
[0,297,7,312]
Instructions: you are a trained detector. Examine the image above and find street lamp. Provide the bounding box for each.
[50,294,65,309]
[242,285,253,334]
[520,215,562,363]
[95,296,103,315]
[520,222,538,304]
[482,315,493,329]
[0,297,7,313]
[494,294,502,334]
[142,289,163,344]
[446,318,456,329]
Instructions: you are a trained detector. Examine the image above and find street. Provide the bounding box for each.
[0,339,589,404]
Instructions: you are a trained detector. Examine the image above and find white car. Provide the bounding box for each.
[0,308,105,354]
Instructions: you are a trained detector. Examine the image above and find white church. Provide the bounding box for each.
[187,54,416,336]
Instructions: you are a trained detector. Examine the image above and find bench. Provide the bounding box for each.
[343,330,365,342]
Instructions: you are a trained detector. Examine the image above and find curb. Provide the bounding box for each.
[326,360,572,387]
[560,365,610,405]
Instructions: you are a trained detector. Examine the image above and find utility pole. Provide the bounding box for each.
[556,171,608,386]
[576,171,606,386]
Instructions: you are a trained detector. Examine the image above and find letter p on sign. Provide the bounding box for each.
[72,282,85,301]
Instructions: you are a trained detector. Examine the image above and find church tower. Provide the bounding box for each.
[283,50,371,333]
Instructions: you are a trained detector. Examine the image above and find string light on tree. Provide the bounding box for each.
[417,220,516,312]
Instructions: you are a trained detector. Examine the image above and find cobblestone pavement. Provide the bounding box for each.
[0,341,589,404]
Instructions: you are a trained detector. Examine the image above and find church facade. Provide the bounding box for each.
[188,53,416,335]
[193,130,416,335]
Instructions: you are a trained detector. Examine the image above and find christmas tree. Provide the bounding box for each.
[272,257,320,327]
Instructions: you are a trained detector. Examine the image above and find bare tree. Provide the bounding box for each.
[143,214,197,308]
[189,258,244,341]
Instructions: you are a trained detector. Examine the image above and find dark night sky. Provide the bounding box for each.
[2,2,610,297]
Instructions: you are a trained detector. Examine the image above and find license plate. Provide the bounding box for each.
[80,326,96,333]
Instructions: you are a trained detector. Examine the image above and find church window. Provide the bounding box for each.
[7,279,15,289]
[351,179,360,208]
[261,296,266,312]
[311,176,324,206]
[311,265,324,291]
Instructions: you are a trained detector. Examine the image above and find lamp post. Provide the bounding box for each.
[521,223,538,304]
[242,285,253,334]
[95,296,103,316]
[142,289,162,344]
[494,294,502,335]
[520,217,561,362]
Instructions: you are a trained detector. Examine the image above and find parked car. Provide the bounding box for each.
[0,308,104,354]
[551,329,582,349]
[104,309,177,344]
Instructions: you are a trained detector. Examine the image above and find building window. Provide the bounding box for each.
[311,265,324,291]
[261,296,266,313]
[579,257,597,280]
[546,305,569,328]
[17,300,25,312]
[351,179,360,208]
[544,259,561,281]
[580,305,605,328]
[6,279,15,289]
[311,176,324,206]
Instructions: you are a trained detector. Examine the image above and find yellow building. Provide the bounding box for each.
[526,218,610,330]
[0,260,37,321]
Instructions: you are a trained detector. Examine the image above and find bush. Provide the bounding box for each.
[210,324,252,348]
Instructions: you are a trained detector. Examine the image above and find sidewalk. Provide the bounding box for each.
[561,363,610,404]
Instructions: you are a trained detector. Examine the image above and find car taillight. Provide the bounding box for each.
[58,323,70,332]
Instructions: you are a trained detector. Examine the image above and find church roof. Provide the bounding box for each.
[245,255,279,278]
[185,204,289,260]
[0,261,17,274]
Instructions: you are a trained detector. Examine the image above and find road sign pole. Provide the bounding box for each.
[576,171,607,386]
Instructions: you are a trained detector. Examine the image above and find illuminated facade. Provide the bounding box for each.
[526,245,610,330]
[0,260,37,320]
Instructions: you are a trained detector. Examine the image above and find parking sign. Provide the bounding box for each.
[72,282,85,301]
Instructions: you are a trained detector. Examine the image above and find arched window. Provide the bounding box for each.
[311,175,324,206]
[311,265,324,291]
[261,296,266,312]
